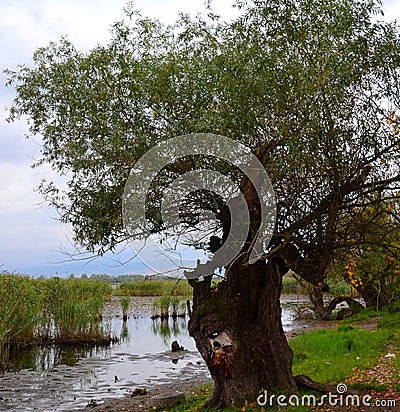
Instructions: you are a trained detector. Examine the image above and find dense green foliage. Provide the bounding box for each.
[6,0,400,287]
[321,200,400,310]
[282,273,351,296]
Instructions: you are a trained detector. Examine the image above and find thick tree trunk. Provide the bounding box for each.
[310,286,327,319]
[357,285,386,310]
[188,258,295,409]
[310,287,365,320]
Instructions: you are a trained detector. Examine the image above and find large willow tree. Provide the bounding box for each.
[7,0,400,408]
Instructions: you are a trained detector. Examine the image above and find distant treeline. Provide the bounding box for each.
[80,273,148,283]
[36,273,174,284]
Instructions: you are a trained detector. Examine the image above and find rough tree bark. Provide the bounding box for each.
[188,257,295,409]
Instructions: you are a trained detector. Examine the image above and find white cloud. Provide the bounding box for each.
[0,164,38,213]
[383,0,400,19]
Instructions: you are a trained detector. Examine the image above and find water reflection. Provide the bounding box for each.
[151,317,188,346]
[120,321,129,343]
[8,344,111,372]
[110,316,196,354]
[6,307,294,373]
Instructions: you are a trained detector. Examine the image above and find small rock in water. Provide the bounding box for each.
[114,375,119,382]
[172,358,179,364]
[171,340,183,352]
[151,392,185,407]
[86,399,98,408]
[131,388,147,397]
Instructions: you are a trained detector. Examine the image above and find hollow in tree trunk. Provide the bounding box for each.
[188,258,295,409]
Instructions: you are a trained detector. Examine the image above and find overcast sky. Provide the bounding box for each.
[1,0,399,277]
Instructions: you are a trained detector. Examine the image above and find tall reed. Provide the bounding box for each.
[120,296,130,321]
[151,296,187,319]
[0,274,41,366]
[39,277,112,342]
[0,273,113,368]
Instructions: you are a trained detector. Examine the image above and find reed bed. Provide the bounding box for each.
[0,274,41,365]
[38,277,112,343]
[151,296,188,319]
[116,279,192,297]
[0,273,112,369]
[120,296,130,321]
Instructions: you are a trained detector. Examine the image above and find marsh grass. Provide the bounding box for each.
[116,279,192,297]
[281,274,351,296]
[0,273,112,368]
[38,277,112,343]
[120,296,130,321]
[0,274,41,367]
[152,296,187,319]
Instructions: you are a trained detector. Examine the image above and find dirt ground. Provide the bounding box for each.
[82,374,212,411]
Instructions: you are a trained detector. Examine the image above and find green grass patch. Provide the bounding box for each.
[166,384,211,411]
[290,326,394,383]
[394,334,400,382]
[377,311,400,329]
[341,307,400,330]
[343,308,383,323]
